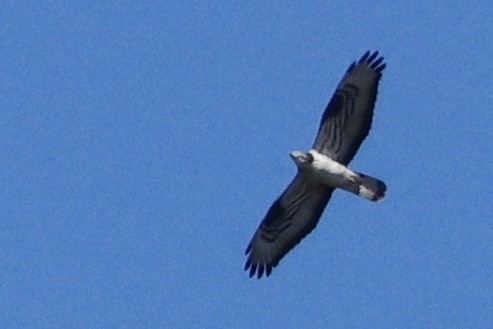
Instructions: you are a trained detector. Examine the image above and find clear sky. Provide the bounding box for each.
[2,1,493,328]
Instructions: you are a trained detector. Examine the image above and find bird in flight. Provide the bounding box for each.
[244,51,387,279]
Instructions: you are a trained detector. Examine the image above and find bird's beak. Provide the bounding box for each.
[289,151,304,162]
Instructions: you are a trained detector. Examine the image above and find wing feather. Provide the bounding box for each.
[313,51,386,165]
[244,174,333,278]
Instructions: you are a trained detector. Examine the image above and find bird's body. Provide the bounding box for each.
[291,149,386,201]
[293,149,356,188]
[244,51,388,278]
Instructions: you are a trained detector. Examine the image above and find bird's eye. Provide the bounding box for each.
[306,153,314,163]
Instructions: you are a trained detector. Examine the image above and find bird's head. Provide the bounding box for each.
[289,150,314,168]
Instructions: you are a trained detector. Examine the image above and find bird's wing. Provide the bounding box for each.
[312,51,386,165]
[244,174,334,278]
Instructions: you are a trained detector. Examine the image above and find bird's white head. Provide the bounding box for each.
[289,150,314,168]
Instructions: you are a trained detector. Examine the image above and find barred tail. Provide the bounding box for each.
[349,172,387,202]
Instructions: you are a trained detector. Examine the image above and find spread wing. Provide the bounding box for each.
[244,174,334,279]
[313,51,386,165]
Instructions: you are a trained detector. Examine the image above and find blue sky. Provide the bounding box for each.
[1,1,493,328]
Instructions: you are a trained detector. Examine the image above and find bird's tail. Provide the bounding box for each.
[347,172,387,202]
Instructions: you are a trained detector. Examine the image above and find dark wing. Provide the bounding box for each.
[244,174,334,279]
[313,51,386,165]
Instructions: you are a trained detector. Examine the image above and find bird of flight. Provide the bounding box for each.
[244,51,387,279]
